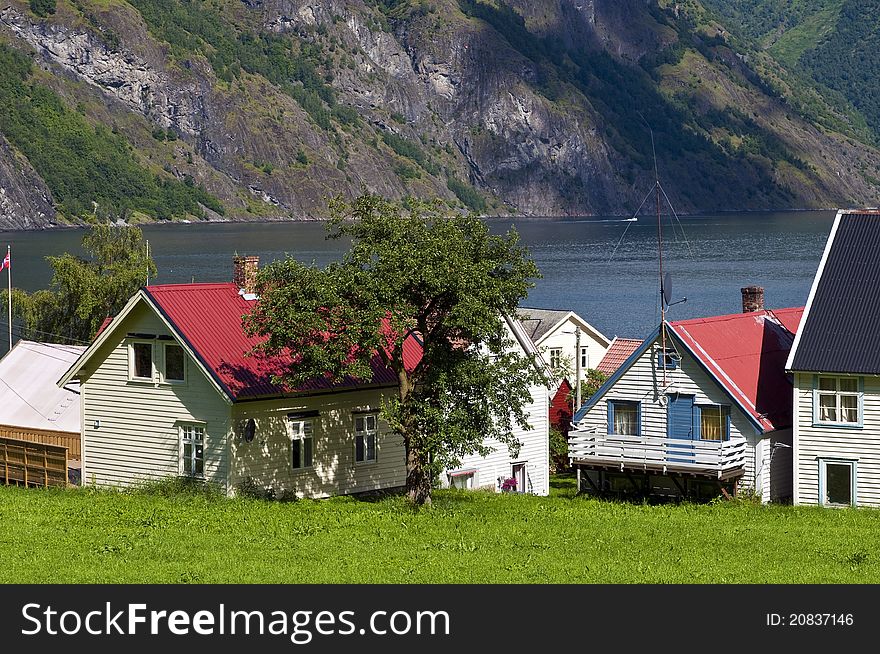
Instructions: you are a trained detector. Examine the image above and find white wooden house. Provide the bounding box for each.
[441,315,551,495]
[58,257,551,497]
[517,308,610,380]
[786,210,880,507]
[569,291,802,501]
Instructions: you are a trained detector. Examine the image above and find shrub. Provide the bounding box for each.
[446,176,487,212]
[29,0,56,17]
[235,476,276,500]
[134,476,224,499]
[549,427,568,473]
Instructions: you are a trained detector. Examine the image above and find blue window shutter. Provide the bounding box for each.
[725,409,731,440]
[693,405,702,440]
[607,401,614,435]
[668,394,694,439]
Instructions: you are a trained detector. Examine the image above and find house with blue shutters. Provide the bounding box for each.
[787,210,880,507]
[568,290,802,501]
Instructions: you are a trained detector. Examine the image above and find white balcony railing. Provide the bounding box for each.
[568,430,747,478]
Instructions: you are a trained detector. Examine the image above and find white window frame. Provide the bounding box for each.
[289,418,314,471]
[179,422,206,478]
[354,413,378,464]
[162,342,187,384]
[813,375,862,427]
[580,346,589,370]
[548,347,563,370]
[128,340,155,382]
[818,458,857,507]
[448,469,477,490]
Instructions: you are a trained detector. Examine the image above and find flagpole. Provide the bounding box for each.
[7,244,11,351]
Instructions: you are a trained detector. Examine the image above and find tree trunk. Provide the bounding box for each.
[396,369,432,505]
[405,441,432,506]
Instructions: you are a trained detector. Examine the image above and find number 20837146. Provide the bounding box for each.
[766,613,854,627]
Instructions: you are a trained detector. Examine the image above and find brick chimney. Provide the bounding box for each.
[741,286,764,313]
[233,255,259,295]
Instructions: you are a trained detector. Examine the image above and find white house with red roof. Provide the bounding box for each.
[59,257,550,498]
[568,288,802,502]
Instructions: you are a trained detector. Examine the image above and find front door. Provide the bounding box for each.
[667,394,695,463]
[511,463,527,494]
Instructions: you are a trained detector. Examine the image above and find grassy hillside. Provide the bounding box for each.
[2,477,879,583]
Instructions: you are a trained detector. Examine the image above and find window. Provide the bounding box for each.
[548,348,562,370]
[289,419,314,470]
[698,405,730,441]
[657,349,679,370]
[815,376,861,425]
[580,347,589,370]
[129,341,153,380]
[180,423,205,476]
[607,400,640,436]
[164,343,185,382]
[355,414,377,463]
[819,459,856,507]
[448,470,476,490]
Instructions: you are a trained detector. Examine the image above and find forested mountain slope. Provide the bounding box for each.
[0,0,878,228]
[702,0,880,146]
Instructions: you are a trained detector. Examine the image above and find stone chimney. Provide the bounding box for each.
[233,255,259,295]
[741,286,764,313]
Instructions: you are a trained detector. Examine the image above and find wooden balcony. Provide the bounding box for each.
[568,430,747,480]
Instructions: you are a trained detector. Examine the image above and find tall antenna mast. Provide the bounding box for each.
[649,128,668,386]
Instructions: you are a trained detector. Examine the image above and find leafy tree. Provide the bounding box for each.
[29,0,56,16]
[243,194,545,505]
[9,225,156,344]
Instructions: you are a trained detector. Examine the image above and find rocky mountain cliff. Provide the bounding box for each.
[0,0,878,229]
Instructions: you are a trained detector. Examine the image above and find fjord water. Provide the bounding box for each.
[1,210,835,344]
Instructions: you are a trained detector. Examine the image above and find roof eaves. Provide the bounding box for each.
[572,326,660,423]
[504,313,554,386]
[667,323,768,434]
[786,209,844,372]
[141,287,235,405]
[57,290,146,388]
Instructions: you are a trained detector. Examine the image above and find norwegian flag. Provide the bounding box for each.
[0,251,8,272]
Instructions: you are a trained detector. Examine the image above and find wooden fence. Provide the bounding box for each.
[0,424,80,460]
[1,437,69,488]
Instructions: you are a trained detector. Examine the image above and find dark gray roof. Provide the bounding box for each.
[790,211,880,374]
[516,308,571,343]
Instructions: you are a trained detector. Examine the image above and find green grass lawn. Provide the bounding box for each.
[2,475,879,583]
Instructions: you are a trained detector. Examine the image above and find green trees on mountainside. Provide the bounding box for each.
[0,44,223,221]
[458,0,800,201]
[128,0,344,131]
[701,0,880,142]
[800,0,880,141]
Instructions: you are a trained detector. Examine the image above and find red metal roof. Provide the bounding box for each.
[144,283,422,401]
[95,316,114,337]
[596,337,642,376]
[669,307,804,432]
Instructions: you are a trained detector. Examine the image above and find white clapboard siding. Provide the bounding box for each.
[230,388,406,498]
[80,302,230,490]
[577,337,766,493]
[445,381,550,496]
[768,428,793,503]
[794,372,880,506]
